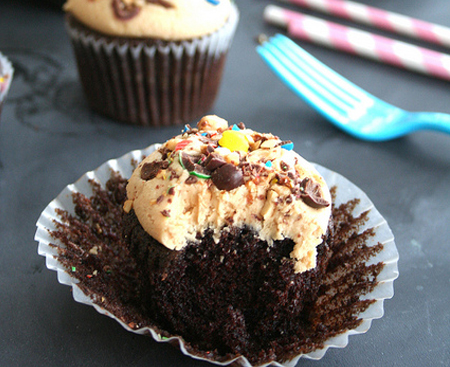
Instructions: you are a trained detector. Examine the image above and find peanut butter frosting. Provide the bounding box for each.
[63,0,233,40]
[125,116,332,273]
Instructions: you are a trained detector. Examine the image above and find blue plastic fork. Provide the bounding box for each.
[257,34,450,141]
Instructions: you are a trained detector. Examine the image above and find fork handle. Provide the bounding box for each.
[409,112,450,135]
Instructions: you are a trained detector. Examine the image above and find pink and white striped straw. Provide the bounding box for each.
[278,0,450,48]
[264,5,450,81]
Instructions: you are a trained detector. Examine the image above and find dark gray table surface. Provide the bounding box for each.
[1,1,449,366]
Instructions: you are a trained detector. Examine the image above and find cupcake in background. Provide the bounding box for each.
[64,0,239,127]
[0,52,13,121]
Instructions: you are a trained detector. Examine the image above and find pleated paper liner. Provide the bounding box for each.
[65,5,239,126]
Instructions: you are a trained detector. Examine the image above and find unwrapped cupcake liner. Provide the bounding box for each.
[0,51,14,118]
[35,144,399,367]
[65,5,239,127]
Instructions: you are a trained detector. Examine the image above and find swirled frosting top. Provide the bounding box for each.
[64,0,233,40]
[125,115,332,273]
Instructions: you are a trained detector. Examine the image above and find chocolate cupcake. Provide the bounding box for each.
[122,115,334,359]
[0,52,13,121]
[36,115,398,366]
[63,0,239,127]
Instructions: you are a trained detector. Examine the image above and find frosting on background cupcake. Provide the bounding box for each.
[64,0,233,40]
[125,116,332,273]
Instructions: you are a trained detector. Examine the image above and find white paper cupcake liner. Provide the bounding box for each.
[35,144,399,367]
[65,5,239,126]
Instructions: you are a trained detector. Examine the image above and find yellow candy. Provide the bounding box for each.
[218,130,249,153]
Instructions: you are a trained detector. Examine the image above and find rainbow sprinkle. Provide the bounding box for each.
[206,0,220,5]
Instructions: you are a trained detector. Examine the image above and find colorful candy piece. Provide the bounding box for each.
[211,163,244,190]
[231,124,241,131]
[218,130,249,152]
[281,141,294,151]
[178,152,212,179]
[191,171,211,179]
[265,160,273,168]
[206,0,220,5]
[175,140,191,151]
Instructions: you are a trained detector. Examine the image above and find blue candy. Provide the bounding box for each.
[281,142,294,151]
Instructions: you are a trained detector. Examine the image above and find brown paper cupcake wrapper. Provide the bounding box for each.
[36,144,399,367]
[66,5,239,127]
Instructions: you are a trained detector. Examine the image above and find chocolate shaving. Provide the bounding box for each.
[146,0,174,8]
[300,178,330,209]
[160,209,171,217]
[181,152,197,172]
[240,162,264,178]
[141,161,164,180]
[199,136,216,145]
[280,161,290,172]
[252,133,265,142]
[181,152,211,176]
[185,175,198,185]
[195,165,211,176]
[225,216,234,225]
[112,0,141,20]
[167,168,179,180]
[276,140,293,148]
[184,126,198,135]
[204,153,226,171]
[206,144,216,154]
[211,163,245,191]
[112,0,174,20]
[252,213,263,221]
[276,173,291,187]
[158,146,171,160]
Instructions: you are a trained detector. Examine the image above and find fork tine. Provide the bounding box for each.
[257,42,352,124]
[272,34,374,108]
[269,40,359,112]
[271,35,361,108]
